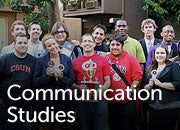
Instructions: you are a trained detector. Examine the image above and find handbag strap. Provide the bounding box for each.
[107,56,130,87]
[111,64,130,87]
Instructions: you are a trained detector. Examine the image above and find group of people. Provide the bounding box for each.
[0,18,179,130]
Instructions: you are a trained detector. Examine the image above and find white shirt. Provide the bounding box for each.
[167,45,171,54]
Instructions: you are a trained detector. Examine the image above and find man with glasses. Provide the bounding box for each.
[146,25,178,69]
[72,34,110,130]
[51,21,82,60]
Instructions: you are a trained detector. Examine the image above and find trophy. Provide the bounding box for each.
[87,68,96,82]
[54,64,64,78]
[47,60,65,79]
[151,70,157,79]
[46,60,55,75]
[81,59,100,102]
[81,59,99,84]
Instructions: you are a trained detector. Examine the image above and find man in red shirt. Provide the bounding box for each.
[107,34,143,130]
[72,33,110,130]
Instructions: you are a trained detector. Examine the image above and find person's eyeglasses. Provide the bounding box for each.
[54,30,66,34]
[82,40,94,43]
[163,30,174,34]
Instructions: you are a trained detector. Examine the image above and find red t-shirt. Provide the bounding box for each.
[72,53,110,88]
[107,51,143,103]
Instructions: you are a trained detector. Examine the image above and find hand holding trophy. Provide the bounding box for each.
[151,70,157,79]
[46,60,55,77]
[46,60,65,79]
[54,64,64,79]
[148,70,158,87]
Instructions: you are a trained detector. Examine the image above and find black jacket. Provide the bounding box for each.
[139,38,161,60]
[143,61,180,109]
[32,53,74,105]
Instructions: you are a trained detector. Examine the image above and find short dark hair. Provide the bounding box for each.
[109,34,124,45]
[93,24,107,34]
[115,19,127,26]
[28,21,41,30]
[14,34,27,43]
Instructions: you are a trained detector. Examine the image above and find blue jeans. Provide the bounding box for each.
[77,100,108,130]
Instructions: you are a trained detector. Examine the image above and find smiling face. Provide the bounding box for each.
[44,38,59,55]
[161,25,175,43]
[115,20,128,37]
[14,35,28,56]
[92,28,105,45]
[28,24,42,40]
[110,39,123,57]
[154,46,168,64]
[54,26,67,44]
[81,35,96,53]
[12,24,26,37]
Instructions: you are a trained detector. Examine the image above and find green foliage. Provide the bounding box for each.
[60,0,69,4]
[142,0,180,23]
[0,0,5,7]
[0,0,51,37]
[69,1,80,8]
[0,0,53,13]
[23,2,49,39]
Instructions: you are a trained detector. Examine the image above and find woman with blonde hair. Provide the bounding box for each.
[33,34,74,130]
